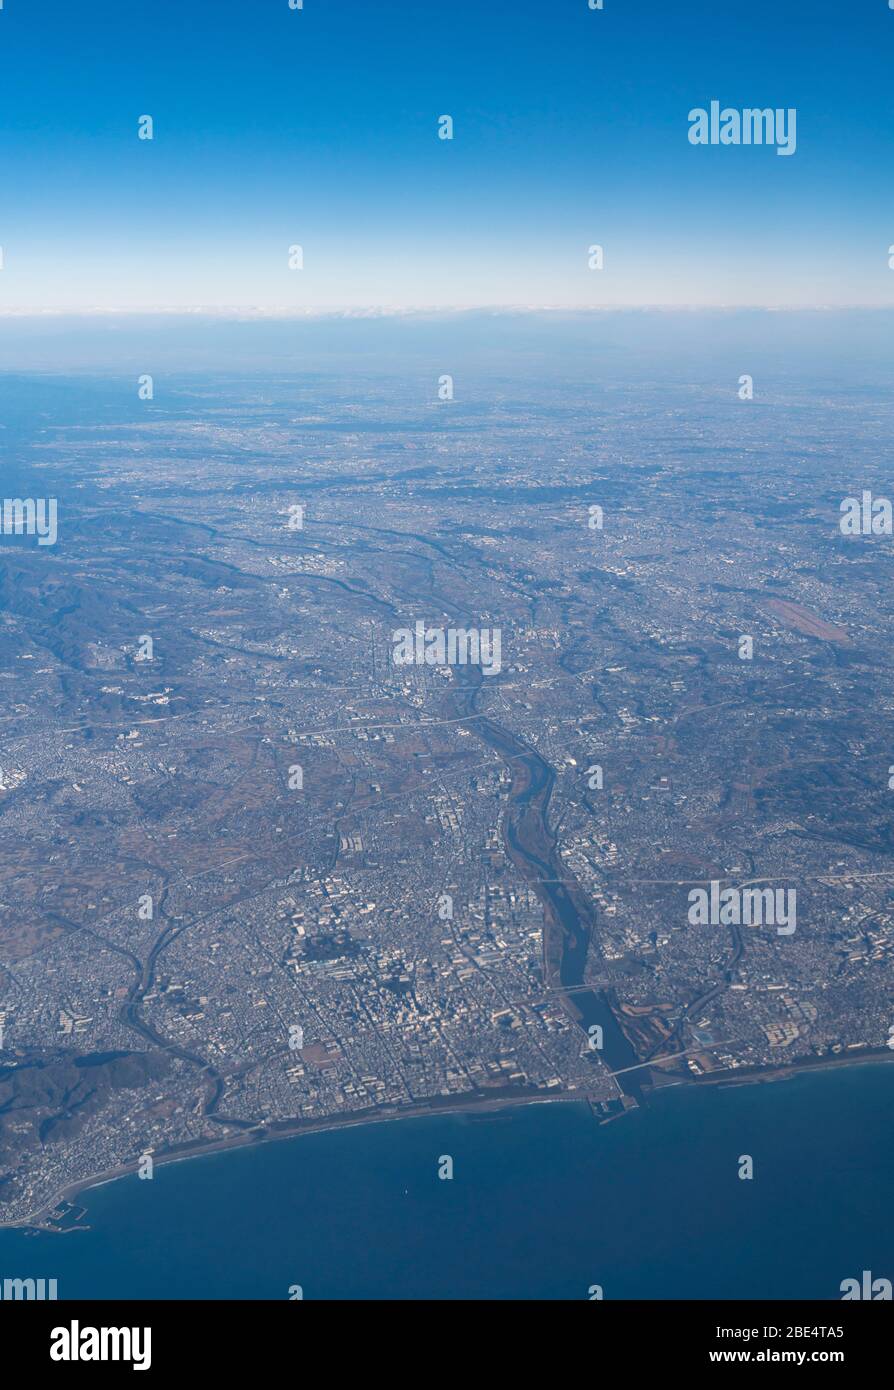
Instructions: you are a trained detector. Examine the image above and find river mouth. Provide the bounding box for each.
[447,669,644,1100]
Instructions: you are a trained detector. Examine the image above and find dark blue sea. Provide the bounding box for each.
[2,1064,892,1300]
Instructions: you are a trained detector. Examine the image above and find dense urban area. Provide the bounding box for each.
[2,361,893,1229]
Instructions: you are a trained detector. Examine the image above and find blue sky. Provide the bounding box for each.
[1,0,892,311]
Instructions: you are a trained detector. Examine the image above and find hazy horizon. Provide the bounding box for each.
[0,305,891,376]
[0,0,892,313]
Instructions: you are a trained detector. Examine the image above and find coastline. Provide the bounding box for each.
[686,1043,894,1089]
[7,1044,894,1235]
[2,1084,583,1233]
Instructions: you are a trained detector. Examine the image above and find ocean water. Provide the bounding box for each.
[1,1063,892,1300]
